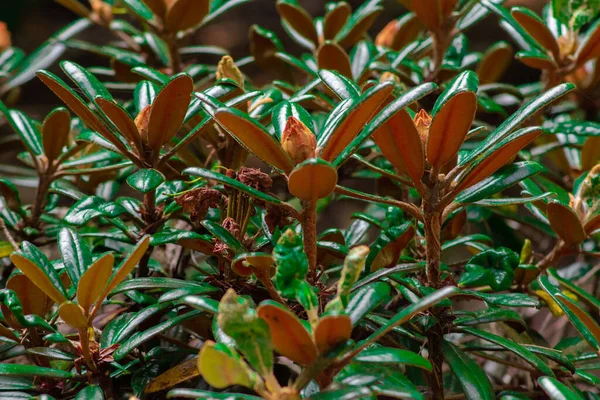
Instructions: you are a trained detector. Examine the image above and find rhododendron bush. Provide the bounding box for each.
[0,0,599,399]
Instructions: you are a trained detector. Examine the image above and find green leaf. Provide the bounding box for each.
[271,100,315,139]
[126,169,165,194]
[346,282,391,325]
[456,161,545,204]
[318,69,360,100]
[114,310,202,361]
[58,227,92,287]
[442,340,494,400]
[454,308,525,328]
[458,247,519,291]
[332,82,437,167]
[460,83,574,167]
[0,364,74,379]
[166,389,261,399]
[538,276,600,353]
[553,0,600,30]
[355,346,432,371]
[461,327,555,376]
[122,0,155,21]
[0,102,43,157]
[26,347,76,361]
[74,385,104,400]
[458,291,541,308]
[538,376,581,400]
[110,278,215,294]
[61,61,113,103]
[144,32,171,67]
[200,219,247,255]
[547,268,600,312]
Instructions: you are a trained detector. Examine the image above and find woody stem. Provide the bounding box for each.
[302,200,318,285]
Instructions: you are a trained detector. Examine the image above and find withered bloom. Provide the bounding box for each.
[281,116,316,165]
[229,167,273,192]
[175,188,224,222]
[216,55,245,89]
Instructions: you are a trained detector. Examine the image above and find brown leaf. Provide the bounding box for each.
[96,98,142,153]
[512,9,560,60]
[476,42,513,84]
[165,0,210,32]
[323,2,351,40]
[317,42,353,79]
[547,201,586,246]
[277,2,318,48]
[42,108,71,162]
[313,314,352,354]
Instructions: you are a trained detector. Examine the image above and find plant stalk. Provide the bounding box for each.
[138,190,158,278]
[302,200,318,285]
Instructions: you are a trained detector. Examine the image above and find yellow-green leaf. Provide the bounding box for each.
[197,341,254,389]
[145,358,200,394]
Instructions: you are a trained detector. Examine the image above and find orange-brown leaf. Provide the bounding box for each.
[37,72,128,154]
[547,201,586,246]
[313,314,352,354]
[77,253,114,313]
[455,129,542,192]
[512,9,560,59]
[518,55,557,70]
[476,43,513,84]
[372,109,424,185]
[277,2,318,48]
[257,303,317,365]
[317,42,353,79]
[323,2,351,40]
[147,74,193,151]
[143,0,166,18]
[58,301,88,329]
[585,213,600,236]
[577,22,600,65]
[214,109,294,173]
[10,253,67,304]
[6,274,53,317]
[319,84,394,162]
[96,98,142,153]
[427,92,477,169]
[287,159,338,200]
[42,108,71,161]
[581,136,600,171]
[410,0,442,31]
[165,0,210,32]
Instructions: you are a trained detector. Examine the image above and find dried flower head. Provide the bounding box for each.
[413,109,432,144]
[216,55,245,89]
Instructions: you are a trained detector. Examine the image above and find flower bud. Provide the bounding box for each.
[281,116,316,165]
[379,71,401,84]
[337,245,369,299]
[216,56,244,89]
[0,22,11,52]
[134,105,151,142]
[90,0,113,25]
[413,109,432,144]
[375,20,398,48]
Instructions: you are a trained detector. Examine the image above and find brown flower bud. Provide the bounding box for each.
[134,105,152,143]
[375,20,398,48]
[0,22,11,52]
[281,116,316,165]
[216,56,244,89]
[90,0,113,25]
[413,109,432,144]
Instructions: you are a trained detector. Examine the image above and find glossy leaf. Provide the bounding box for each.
[58,301,87,328]
[42,107,70,161]
[511,7,560,58]
[257,301,317,365]
[95,97,142,152]
[427,71,478,169]
[212,107,294,173]
[314,314,352,354]
[165,0,210,32]
[145,358,201,394]
[355,346,432,371]
[77,253,113,312]
[277,0,318,49]
[10,245,67,304]
[58,227,91,287]
[127,169,165,194]
[317,42,353,78]
[547,201,586,245]
[288,158,338,200]
[147,74,193,151]
[538,376,581,400]
[442,340,494,400]
[318,69,360,100]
